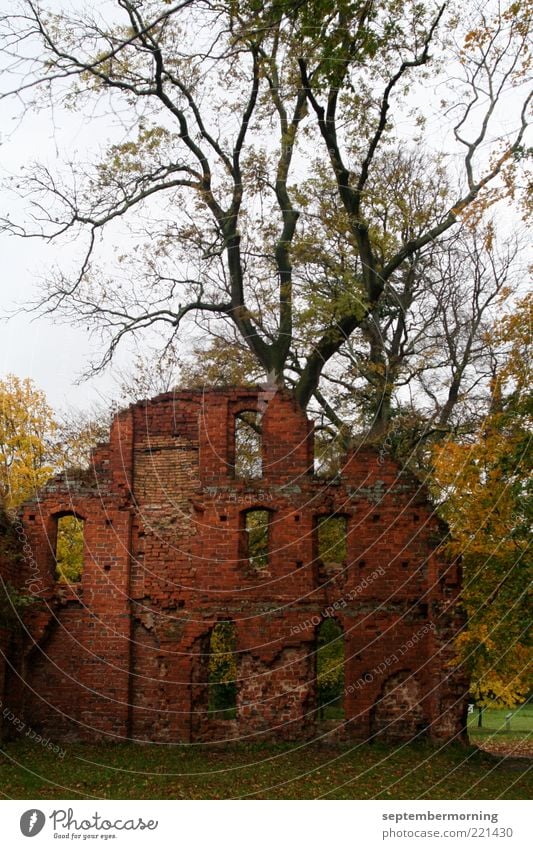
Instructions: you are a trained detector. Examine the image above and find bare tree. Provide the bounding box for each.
[299,226,521,446]
[0,0,530,409]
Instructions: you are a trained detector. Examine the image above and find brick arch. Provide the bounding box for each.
[48,511,86,584]
[240,504,276,516]
[50,508,87,521]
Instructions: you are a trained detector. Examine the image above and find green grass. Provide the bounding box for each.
[468,703,533,742]
[2,705,530,799]
[0,737,530,800]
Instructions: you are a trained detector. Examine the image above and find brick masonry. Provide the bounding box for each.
[0,388,468,744]
[0,506,20,740]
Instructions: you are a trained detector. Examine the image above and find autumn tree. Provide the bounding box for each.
[145,215,522,475]
[0,0,529,410]
[0,376,110,581]
[288,217,520,444]
[432,293,532,708]
[0,374,57,511]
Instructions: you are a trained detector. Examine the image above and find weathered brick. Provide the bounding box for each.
[0,388,468,744]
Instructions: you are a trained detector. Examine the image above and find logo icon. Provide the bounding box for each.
[20,809,46,837]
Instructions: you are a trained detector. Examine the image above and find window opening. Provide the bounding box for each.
[208,621,237,719]
[234,410,262,479]
[244,509,270,570]
[313,430,344,478]
[316,618,345,720]
[316,515,347,562]
[55,515,84,582]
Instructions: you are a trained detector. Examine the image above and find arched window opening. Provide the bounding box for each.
[55,514,85,582]
[316,515,347,563]
[208,621,237,719]
[234,410,262,479]
[243,509,270,569]
[316,618,345,720]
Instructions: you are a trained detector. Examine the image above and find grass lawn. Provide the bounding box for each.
[468,703,533,738]
[467,703,533,760]
[0,735,531,800]
[1,705,530,800]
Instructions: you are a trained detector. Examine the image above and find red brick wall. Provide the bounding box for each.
[15,388,468,744]
[0,506,24,740]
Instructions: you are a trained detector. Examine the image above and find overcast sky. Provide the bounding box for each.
[0,65,128,413]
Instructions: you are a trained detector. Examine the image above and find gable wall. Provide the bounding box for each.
[14,388,467,744]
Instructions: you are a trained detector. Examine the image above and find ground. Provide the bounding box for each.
[468,703,533,759]
[0,706,531,799]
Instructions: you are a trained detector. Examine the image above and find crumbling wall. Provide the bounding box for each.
[370,671,426,741]
[0,505,24,741]
[14,388,468,745]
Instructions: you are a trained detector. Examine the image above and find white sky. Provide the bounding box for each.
[0,74,128,411]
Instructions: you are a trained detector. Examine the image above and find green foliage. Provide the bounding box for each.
[0,581,36,630]
[245,509,270,569]
[316,515,347,562]
[178,337,261,391]
[235,0,401,86]
[316,617,345,717]
[208,621,237,717]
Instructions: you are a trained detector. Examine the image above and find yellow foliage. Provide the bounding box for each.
[432,294,532,707]
[0,375,57,511]
[55,515,84,583]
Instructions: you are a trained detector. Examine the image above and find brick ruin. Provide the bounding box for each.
[0,388,468,744]
[0,504,23,742]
